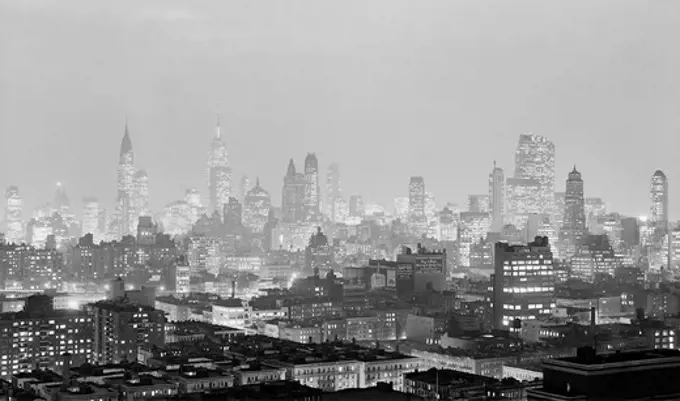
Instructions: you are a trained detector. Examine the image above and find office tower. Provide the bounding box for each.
[239,175,253,204]
[349,195,365,219]
[91,298,165,364]
[52,182,71,217]
[223,197,243,230]
[207,117,232,214]
[560,167,586,254]
[492,236,555,331]
[244,178,272,234]
[570,234,620,283]
[514,134,556,216]
[305,227,333,276]
[650,170,669,232]
[585,197,607,231]
[408,177,426,234]
[0,295,93,377]
[184,188,204,224]
[115,123,136,237]
[458,212,492,267]
[4,186,23,244]
[326,163,341,218]
[133,169,150,219]
[282,159,306,223]
[394,197,409,221]
[467,195,490,214]
[425,192,437,222]
[438,207,458,242]
[303,153,320,221]
[505,178,541,229]
[82,197,100,240]
[489,162,505,233]
[621,217,640,248]
[332,197,349,223]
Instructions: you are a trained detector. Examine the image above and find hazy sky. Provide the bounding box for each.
[2,0,680,218]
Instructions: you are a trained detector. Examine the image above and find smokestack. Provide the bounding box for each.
[60,353,72,390]
[231,281,236,299]
[590,307,597,351]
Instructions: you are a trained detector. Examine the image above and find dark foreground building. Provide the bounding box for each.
[528,347,680,400]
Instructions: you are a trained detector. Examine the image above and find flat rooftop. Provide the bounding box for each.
[557,349,680,366]
[406,368,494,387]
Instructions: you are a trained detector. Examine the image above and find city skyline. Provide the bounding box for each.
[2,1,680,218]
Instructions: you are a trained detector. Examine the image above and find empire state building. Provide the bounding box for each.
[208,118,232,214]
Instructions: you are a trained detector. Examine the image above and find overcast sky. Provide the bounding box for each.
[1,0,679,218]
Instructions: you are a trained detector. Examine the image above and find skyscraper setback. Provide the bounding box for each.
[514,134,556,217]
[207,118,232,214]
[650,170,669,232]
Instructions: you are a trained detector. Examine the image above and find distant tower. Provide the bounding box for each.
[408,177,426,235]
[207,117,232,214]
[514,134,556,216]
[304,153,320,221]
[560,166,586,252]
[489,162,505,232]
[82,197,100,241]
[326,163,341,218]
[244,178,272,234]
[116,123,135,237]
[650,170,669,232]
[133,170,150,220]
[281,159,306,223]
[239,175,253,204]
[53,182,71,216]
[4,186,23,244]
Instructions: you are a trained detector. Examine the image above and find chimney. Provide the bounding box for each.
[590,306,597,350]
[60,353,72,390]
[231,281,236,299]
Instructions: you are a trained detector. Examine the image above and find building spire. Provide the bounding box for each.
[120,120,132,156]
[215,114,222,140]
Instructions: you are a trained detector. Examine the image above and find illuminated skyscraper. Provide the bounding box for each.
[458,212,491,267]
[185,188,204,224]
[585,197,607,232]
[133,170,150,220]
[393,197,409,221]
[244,178,272,234]
[650,170,669,232]
[282,159,306,223]
[207,118,232,214]
[303,153,320,221]
[505,177,541,229]
[82,197,100,241]
[115,123,135,237]
[489,162,505,232]
[4,186,23,244]
[326,163,341,218]
[467,195,490,213]
[239,175,253,204]
[408,177,426,234]
[560,167,586,255]
[52,182,71,217]
[514,134,555,216]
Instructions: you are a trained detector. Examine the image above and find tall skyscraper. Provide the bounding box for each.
[492,237,555,331]
[4,186,23,244]
[52,182,71,217]
[489,162,505,232]
[244,178,272,234]
[514,134,556,216]
[303,153,320,221]
[239,175,253,204]
[115,123,135,237]
[82,197,100,241]
[281,159,306,223]
[408,177,426,233]
[326,163,341,218]
[133,170,150,220]
[650,170,669,232]
[505,177,541,229]
[560,166,586,254]
[207,118,232,214]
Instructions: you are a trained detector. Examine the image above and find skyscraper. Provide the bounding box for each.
[4,186,23,244]
[133,169,150,220]
[489,162,505,232]
[82,197,100,241]
[514,134,556,216]
[115,123,135,237]
[244,178,272,234]
[207,118,232,214]
[560,166,586,254]
[239,175,253,204]
[326,163,341,218]
[52,182,71,217]
[467,195,490,214]
[650,170,669,232]
[281,159,306,223]
[505,177,541,229]
[349,195,364,219]
[303,153,320,221]
[408,177,426,234]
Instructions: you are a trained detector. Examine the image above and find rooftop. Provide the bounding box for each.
[91,299,159,313]
[557,348,680,366]
[406,368,494,387]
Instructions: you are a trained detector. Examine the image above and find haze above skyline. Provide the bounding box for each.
[2,0,679,218]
